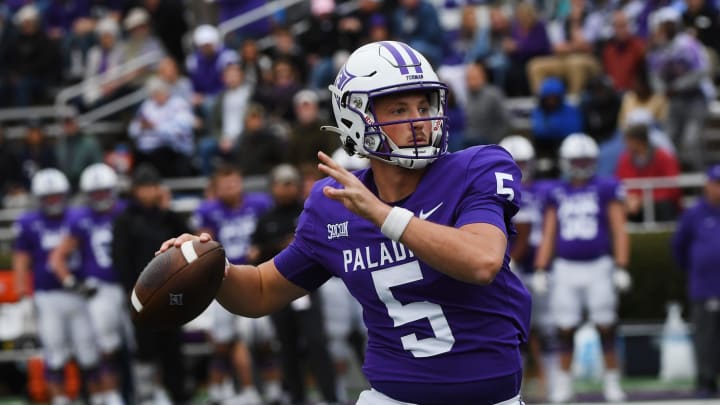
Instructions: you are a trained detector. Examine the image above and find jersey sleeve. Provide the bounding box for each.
[12,217,32,253]
[601,176,626,203]
[273,187,333,291]
[455,146,521,235]
[190,202,212,232]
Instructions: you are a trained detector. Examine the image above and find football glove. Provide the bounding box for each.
[612,268,632,292]
[62,275,98,298]
[531,270,549,295]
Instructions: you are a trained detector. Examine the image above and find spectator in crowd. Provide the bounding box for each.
[366,12,390,43]
[503,2,552,96]
[120,7,165,88]
[300,0,340,90]
[391,0,444,66]
[128,76,195,177]
[337,0,386,51]
[253,57,303,124]
[55,108,104,190]
[238,37,272,87]
[264,25,307,81]
[617,70,668,129]
[250,163,341,405]
[458,5,511,90]
[597,107,676,176]
[579,75,622,144]
[45,0,96,81]
[17,120,57,189]
[602,10,646,92]
[13,169,109,405]
[462,61,511,147]
[234,103,287,176]
[672,163,720,399]
[82,17,125,108]
[0,125,26,207]
[134,0,189,67]
[192,165,276,405]
[682,0,720,58]
[112,163,190,404]
[287,89,340,167]
[528,0,602,96]
[186,24,240,117]
[615,120,681,222]
[531,76,583,159]
[155,56,192,103]
[6,5,61,106]
[647,7,715,170]
[198,63,254,175]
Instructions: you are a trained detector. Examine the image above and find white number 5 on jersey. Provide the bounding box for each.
[371,261,455,358]
[495,172,514,201]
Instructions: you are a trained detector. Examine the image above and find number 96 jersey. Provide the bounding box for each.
[274,146,531,393]
[547,176,625,261]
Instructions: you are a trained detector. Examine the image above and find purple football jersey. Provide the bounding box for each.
[547,176,624,261]
[13,209,81,291]
[274,146,531,396]
[512,179,556,273]
[67,201,127,282]
[192,192,273,263]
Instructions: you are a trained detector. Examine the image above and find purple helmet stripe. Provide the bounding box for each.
[379,42,410,75]
[397,42,423,74]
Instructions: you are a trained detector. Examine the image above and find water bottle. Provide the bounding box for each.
[659,301,696,381]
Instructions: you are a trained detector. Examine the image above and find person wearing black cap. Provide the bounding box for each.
[672,164,720,398]
[111,163,190,404]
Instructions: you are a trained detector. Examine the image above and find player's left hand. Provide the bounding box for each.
[317,151,388,223]
[613,268,632,292]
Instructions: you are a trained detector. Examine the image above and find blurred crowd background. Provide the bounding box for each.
[1,0,719,403]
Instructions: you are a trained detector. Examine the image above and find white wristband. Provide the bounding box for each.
[380,207,414,242]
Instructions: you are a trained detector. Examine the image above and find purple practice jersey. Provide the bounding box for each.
[67,202,127,283]
[547,176,624,261]
[274,146,531,398]
[13,209,81,291]
[512,179,556,273]
[192,193,273,263]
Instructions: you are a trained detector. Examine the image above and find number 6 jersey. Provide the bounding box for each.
[274,146,531,394]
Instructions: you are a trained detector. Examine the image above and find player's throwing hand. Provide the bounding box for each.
[318,151,388,224]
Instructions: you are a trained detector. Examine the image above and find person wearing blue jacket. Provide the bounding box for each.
[531,77,583,163]
[672,163,720,398]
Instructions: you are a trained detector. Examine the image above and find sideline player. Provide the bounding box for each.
[499,135,558,401]
[13,169,105,405]
[534,133,632,403]
[191,165,276,404]
[49,163,127,405]
[160,41,531,405]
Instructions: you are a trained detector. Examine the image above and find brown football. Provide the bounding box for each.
[130,240,225,330]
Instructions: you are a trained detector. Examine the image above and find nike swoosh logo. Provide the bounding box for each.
[419,202,444,220]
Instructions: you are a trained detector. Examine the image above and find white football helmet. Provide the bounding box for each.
[499,135,535,182]
[559,133,599,180]
[80,163,118,211]
[31,168,70,216]
[322,41,449,169]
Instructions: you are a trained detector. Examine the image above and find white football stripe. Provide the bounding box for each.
[130,289,143,312]
[180,240,198,263]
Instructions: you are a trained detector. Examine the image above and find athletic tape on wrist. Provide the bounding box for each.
[380,207,414,242]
